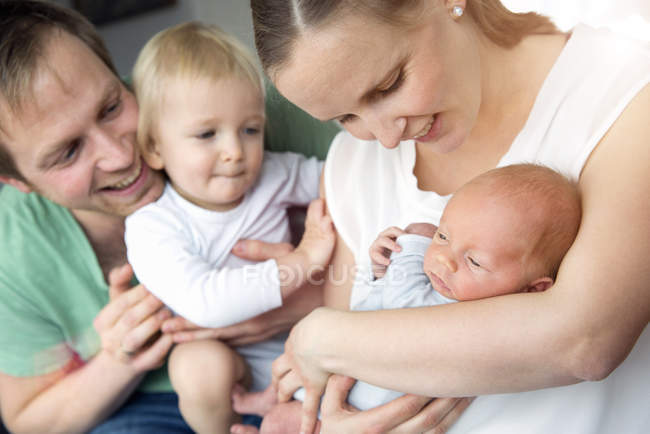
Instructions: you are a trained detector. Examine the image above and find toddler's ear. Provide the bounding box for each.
[141,138,164,170]
[522,276,554,293]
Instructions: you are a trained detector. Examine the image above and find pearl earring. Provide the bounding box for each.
[452,6,464,18]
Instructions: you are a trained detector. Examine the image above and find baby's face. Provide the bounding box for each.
[423,185,537,301]
[149,76,265,211]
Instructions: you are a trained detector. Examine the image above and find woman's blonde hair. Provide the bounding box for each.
[133,21,264,149]
[251,0,557,75]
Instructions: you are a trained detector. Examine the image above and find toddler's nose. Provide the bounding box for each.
[220,139,243,163]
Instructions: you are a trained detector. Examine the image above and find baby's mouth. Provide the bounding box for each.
[428,270,454,297]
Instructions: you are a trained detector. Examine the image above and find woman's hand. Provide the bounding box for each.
[271,354,305,403]
[93,264,174,373]
[320,375,474,434]
[270,310,333,434]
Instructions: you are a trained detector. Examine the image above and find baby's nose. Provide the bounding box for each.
[436,253,457,273]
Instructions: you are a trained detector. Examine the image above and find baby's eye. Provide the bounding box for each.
[197,129,215,140]
[468,257,481,268]
[437,232,447,241]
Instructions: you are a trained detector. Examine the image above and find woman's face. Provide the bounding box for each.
[274,3,482,152]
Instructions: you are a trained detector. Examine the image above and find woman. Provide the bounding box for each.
[250,0,650,433]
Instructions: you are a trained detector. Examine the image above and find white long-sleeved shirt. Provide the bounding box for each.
[125,151,322,328]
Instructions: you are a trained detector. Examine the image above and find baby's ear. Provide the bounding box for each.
[141,138,164,170]
[522,276,554,293]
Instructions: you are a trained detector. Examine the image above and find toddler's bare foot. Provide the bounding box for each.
[230,424,260,434]
[232,383,278,417]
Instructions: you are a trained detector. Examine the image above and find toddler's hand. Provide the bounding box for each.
[295,199,336,271]
[369,226,406,278]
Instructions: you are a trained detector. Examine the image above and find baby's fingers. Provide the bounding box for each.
[370,248,391,267]
[370,235,403,262]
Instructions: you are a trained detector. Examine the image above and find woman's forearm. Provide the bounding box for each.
[299,284,646,397]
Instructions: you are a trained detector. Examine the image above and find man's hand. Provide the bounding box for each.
[93,264,173,373]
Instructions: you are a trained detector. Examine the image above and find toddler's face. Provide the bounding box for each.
[148,76,264,211]
[422,185,537,301]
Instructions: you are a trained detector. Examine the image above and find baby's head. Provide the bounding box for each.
[133,22,265,211]
[423,164,581,301]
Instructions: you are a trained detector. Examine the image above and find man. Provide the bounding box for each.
[0,2,309,431]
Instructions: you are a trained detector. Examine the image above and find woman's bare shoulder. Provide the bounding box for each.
[580,82,650,186]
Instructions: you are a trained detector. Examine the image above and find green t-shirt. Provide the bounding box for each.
[0,186,170,392]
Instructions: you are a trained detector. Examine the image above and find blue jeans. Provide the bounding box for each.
[91,392,262,433]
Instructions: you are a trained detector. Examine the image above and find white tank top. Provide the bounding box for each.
[324,25,650,433]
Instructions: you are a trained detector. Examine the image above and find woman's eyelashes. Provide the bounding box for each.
[338,114,356,124]
[338,69,406,125]
[377,69,405,96]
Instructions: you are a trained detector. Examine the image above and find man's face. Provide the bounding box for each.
[0,31,163,217]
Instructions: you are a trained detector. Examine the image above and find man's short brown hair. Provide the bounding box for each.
[0,0,117,181]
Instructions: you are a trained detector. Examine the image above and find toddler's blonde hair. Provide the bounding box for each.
[133,21,264,149]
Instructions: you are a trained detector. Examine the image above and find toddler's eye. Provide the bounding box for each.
[243,127,261,135]
[197,130,215,140]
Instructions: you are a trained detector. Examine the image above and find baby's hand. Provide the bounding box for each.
[296,199,336,270]
[369,226,406,278]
